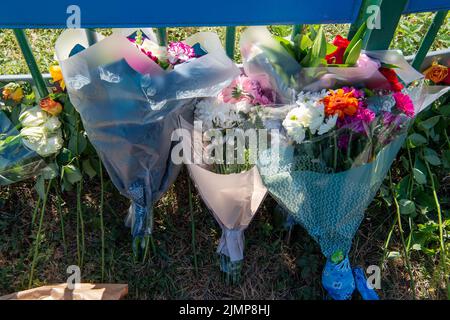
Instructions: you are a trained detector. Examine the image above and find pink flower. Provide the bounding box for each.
[128,37,159,63]
[167,42,196,65]
[221,75,273,105]
[338,107,375,134]
[393,92,414,117]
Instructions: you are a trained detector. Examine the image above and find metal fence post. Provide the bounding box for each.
[13,29,48,99]
[411,10,448,70]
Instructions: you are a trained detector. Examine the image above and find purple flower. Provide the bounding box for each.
[337,107,375,134]
[338,134,350,151]
[167,41,196,65]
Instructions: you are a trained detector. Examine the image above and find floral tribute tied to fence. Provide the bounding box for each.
[0,0,449,300]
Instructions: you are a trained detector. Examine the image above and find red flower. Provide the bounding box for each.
[443,67,450,85]
[379,67,404,92]
[325,35,350,65]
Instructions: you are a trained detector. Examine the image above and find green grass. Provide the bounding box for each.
[0,13,448,74]
[0,13,449,299]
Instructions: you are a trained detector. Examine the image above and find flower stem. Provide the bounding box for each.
[28,179,52,288]
[333,135,338,171]
[55,187,67,256]
[424,156,447,285]
[99,160,105,281]
[77,181,85,268]
[380,218,396,268]
[389,170,416,299]
[31,197,41,227]
[188,179,198,275]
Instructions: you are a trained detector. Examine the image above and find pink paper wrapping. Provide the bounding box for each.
[178,117,267,262]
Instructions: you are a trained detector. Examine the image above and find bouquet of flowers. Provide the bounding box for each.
[256,83,449,298]
[177,74,273,283]
[0,110,45,185]
[239,24,423,100]
[0,82,65,185]
[55,29,240,255]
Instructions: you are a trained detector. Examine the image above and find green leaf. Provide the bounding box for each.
[34,176,45,199]
[82,159,97,179]
[380,63,401,69]
[438,104,450,116]
[303,26,327,67]
[423,148,441,166]
[387,251,401,260]
[412,168,426,184]
[275,36,296,59]
[418,115,441,132]
[407,133,427,148]
[63,164,82,184]
[344,39,362,65]
[68,132,87,156]
[56,148,73,166]
[396,176,410,199]
[326,43,337,55]
[40,163,59,180]
[399,199,416,215]
[443,150,450,169]
[344,21,367,62]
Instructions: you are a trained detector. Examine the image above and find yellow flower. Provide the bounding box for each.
[49,65,65,90]
[2,82,24,103]
[423,61,448,84]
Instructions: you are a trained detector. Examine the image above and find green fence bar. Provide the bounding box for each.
[13,29,48,99]
[85,28,98,46]
[157,27,167,46]
[291,24,303,41]
[351,0,408,50]
[412,10,448,70]
[225,26,236,59]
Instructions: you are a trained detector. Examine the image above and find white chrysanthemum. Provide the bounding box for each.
[282,108,307,143]
[195,99,243,130]
[286,103,324,133]
[318,114,338,135]
[296,89,328,105]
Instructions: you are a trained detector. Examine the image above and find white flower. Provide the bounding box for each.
[318,114,338,135]
[21,126,63,157]
[195,98,243,130]
[140,39,168,61]
[19,106,61,133]
[284,103,324,133]
[19,106,63,157]
[282,108,307,143]
[296,89,328,105]
[43,116,62,132]
[234,100,253,114]
[19,106,47,127]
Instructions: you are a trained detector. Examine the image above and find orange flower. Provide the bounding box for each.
[322,89,359,119]
[49,65,65,90]
[40,97,63,116]
[2,83,24,102]
[423,62,448,84]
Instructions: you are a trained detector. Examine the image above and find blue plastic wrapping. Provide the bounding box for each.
[256,85,449,258]
[55,30,240,250]
[0,111,45,186]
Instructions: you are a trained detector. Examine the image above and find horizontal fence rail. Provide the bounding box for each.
[1,0,449,97]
